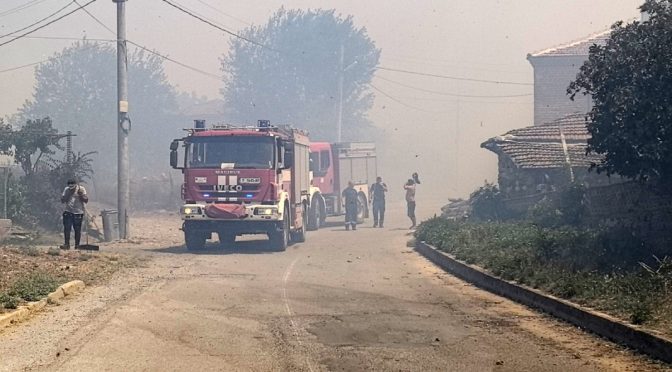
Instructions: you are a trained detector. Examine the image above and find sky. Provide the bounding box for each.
[0,0,643,202]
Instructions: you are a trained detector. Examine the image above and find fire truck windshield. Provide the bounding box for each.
[187,136,275,169]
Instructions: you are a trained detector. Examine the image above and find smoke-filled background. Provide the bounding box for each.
[0,0,642,208]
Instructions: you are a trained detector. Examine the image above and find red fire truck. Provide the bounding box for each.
[307,142,377,229]
[170,120,315,251]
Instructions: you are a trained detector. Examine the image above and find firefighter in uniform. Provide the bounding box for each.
[369,176,387,228]
[342,181,359,230]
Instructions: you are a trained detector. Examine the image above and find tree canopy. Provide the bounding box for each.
[16,41,180,180]
[221,8,380,141]
[568,0,672,184]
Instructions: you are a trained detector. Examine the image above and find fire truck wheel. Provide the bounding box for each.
[184,230,207,251]
[218,232,236,247]
[356,193,367,224]
[307,195,322,231]
[270,207,290,251]
[292,206,308,242]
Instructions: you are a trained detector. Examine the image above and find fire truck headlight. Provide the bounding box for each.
[182,206,202,215]
[254,207,277,216]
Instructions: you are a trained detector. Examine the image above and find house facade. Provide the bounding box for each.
[527,30,610,126]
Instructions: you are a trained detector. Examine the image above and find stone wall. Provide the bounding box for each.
[584,182,672,239]
[501,181,672,245]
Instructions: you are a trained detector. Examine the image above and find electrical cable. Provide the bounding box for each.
[128,41,223,80]
[73,0,113,34]
[0,0,51,18]
[0,0,98,48]
[376,66,533,86]
[68,1,225,81]
[0,0,75,39]
[194,0,250,26]
[0,60,44,74]
[161,0,276,52]
[374,74,532,98]
[368,83,449,114]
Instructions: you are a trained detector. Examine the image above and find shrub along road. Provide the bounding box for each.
[0,207,666,371]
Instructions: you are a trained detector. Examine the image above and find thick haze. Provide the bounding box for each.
[0,0,641,206]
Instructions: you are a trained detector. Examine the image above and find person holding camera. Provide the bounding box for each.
[60,179,88,249]
[404,173,421,229]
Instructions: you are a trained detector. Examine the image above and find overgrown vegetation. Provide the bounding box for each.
[1,117,94,229]
[0,272,59,309]
[415,217,672,330]
[568,0,672,185]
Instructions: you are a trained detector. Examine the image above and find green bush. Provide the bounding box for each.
[8,272,60,302]
[415,217,671,326]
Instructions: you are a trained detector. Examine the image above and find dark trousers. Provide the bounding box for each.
[407,201,417,226]
[345,204,358,226]
[372,201,385,226]
[63,212,83,246]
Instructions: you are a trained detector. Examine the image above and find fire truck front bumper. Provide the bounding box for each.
[180,203,282,222]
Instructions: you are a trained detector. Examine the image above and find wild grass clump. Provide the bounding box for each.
[415,217,672,328]
[0,272,60,309]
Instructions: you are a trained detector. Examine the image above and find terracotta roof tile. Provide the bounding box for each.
[482,114,603,169]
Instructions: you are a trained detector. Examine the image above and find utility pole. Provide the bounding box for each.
[114,0,130,239]
[336,44,357,143]
[337,44,344,143]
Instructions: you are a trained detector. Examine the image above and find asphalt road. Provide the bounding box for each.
[0,205,665,371]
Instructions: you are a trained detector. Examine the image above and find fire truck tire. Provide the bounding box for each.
[292,205,308,242]
[269,207,290,251]
[307,195,323,231]
[356,193,367,224]
[184,230,207,251]
[218,232,236,247]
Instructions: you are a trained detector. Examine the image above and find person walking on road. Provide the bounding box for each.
[369,176,387,228]
[60,179,88,249]
[342,181,359,231]
[404,178,417,229]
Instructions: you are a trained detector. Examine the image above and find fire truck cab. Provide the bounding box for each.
[170,120,314,251]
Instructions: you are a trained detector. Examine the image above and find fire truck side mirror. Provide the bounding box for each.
[170,140,182,169]
[170,150,179,168]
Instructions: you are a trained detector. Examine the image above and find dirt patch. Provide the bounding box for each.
[0,245,137,312]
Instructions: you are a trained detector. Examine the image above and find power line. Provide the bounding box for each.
[128,41,222,80]
[0,60,44,74]
[368,83,448,114]
[0,37,111,75]
[374,74,533,98]
[71,3,224,81]
[194,0,250,26]
[0,0,98,48]
[161,0,276,51]
[73,0,114,34]
[0,0,51,18]
[376,66,533,86]
[0,1,75,39]
[2,35,223,80]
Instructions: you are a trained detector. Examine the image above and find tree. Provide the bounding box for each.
[0,117,63,176]
[568,0,672,184]
[16,41,180,181]
[221,8,380,141]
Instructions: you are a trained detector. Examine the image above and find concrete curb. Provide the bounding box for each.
[0,280,85,331]
[415,241,672,364]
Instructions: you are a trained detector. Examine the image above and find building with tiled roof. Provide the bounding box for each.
[481,114,611,197]
[527,29,611,125]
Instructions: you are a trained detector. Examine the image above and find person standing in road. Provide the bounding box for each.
[61,179,88,249]
[342,181,359,231]
[369,176,387,228]
[404,178,417,229]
